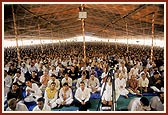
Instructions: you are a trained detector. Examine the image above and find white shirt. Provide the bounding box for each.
[146,63,153,70]
[34,63,39,70]
[33,104,51,111]
[88,77,100,89]
[115,78,126,90]
[139,71,150,78]
[26,83,42,96]
[61,77,72,87]
[128,98,142,111]
[128,98,151,111]
[49,69,57,76]
[21,66,29,74]
[13,73,25,86]
[76,78,88,88]
[55,66,61,76]
[100,82,113,95]
[4,75,12,88]
[129,67,139,78]
[4,65,9,72]
[100,82,120,101]
[102,90,112,101]
[119,66,128,73]
[150,96,164,111]
[75,87,90,103]
[29,66,37,74]
[138,77,149,87]
[59,87,73,102]
[47,79,60,91]
[6,103,28,111]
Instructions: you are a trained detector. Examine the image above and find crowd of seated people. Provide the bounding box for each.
[4,42,164,111]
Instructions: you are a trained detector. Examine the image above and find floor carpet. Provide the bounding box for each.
[51,93,156,111]
[7,91,156,111]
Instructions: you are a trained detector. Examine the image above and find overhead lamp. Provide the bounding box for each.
[79,12,87,19]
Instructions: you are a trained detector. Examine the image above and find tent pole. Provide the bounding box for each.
[50,27,54,50]
[126,22,129,53]
[12,5,21,64]
[38,23,43,53]
[115,37,117,49]
[151,13,155,61]
[81,4,86,64]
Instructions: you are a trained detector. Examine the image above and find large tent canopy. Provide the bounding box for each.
[4,3,164,42]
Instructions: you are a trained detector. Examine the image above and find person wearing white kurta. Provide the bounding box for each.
[49,65,57,77]
[102,89,112,101]
[28,63,37,74]
[115,73,129,98]
[119,62,128,80]
[13,71,25,86]
[24,80,42,102]
[55,63,61,77]
[88,74,101,93]
[129,64,139,79]
[44,82,58,109]
[100,77,120,101]
[127,97,151,111]
[150,92,164,111]
[150,96,164,111]
[61,73,72,87]
[101,89,112,107]
[40,71,50,92]
[56,83,73,106]
[139,67,150,78]
[4,70,12,96]
[6,98,28,111]
[33,97,51,111]
[47,74,60,91]
[138,73,149,93]
[138,74,149,87]
[21,63,29,75]
[76,74,88,88]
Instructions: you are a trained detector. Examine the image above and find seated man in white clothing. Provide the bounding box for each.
[74,81,91,111]
[33,97,51,111]
[6,98,28,111]
[128,97,151,111]
[115,73,129,98]
[138,73,149,93]
[56,82,73,107]
[24,79,42,102]
[150,91,164,111]
[49,65,57,77]
[4,70,12,97]
[76,72,88,88]
[88,73,101,93]
[47,74,60,91]
[61,73,72,87]
[13,70,25,88]
[40,70,50,92]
